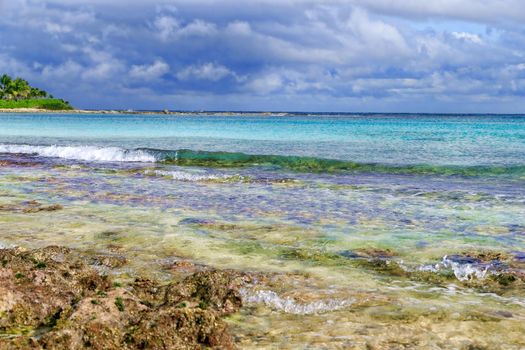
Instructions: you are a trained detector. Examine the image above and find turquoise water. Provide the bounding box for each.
[0,113,524,166]
[1,113,525,348]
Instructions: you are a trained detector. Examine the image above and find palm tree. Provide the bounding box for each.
[11,78,30,100]
[0,74,12,89]
[29,87,47,99]
[0,74,50,101]
[0,74,13,100]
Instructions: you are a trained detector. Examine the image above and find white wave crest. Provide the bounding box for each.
[146,169,245,182]
[0,144,155,163]
[146,169,223,181]
[441,255,491,281]
[414,255,497,282]
[240,288,354,315]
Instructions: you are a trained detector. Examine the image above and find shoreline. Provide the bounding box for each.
[0,108,289,116]
[1,108,525,117]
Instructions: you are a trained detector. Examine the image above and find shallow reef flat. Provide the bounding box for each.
[1,153,525,349]
[1,113,525,348]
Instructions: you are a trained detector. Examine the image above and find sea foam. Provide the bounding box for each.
[415,255,503,282]
[240,288,354,315]
[145,169,227,182]
[0,144,155,163]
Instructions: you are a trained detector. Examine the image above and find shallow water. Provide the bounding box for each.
[1,113,525,348]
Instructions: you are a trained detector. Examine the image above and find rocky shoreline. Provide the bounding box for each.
[0,246,247,349]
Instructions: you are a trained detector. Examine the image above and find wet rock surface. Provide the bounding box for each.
[0,246,243,349]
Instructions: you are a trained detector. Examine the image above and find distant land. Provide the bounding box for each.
[1,76,523,116]
[0,74,72,111]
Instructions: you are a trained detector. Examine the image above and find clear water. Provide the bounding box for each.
[1,113,525,348]
[0,113,524,165]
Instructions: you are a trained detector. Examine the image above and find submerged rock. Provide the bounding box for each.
[90,254,128,268]
[22,204,63,213]
[0,201,64,214]
[340,246,525,295]
[357,258,408,277]
[409,251,525,293]
[0,246,242,349]
[0,159,40,168]
[354,248,396,259]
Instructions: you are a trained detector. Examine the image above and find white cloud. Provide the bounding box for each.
[176,63,234,81]
[343,8,410,60]
[44,22,72,34]
[352,0,525,23]
[42,60,83,80]
[153,15,216,40]
[80,49,125,81]
[226,21,252,35]
[130,60,170,80]
[452,31,483,44]
[153,15,180,41]
[178,19,217,36]
[246,73,283,94]
[82,62,124,81]
[1,0,525,111]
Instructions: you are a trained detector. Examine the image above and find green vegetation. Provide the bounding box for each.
[0,74,72,110]
[115,297,125,312]
[0,98,73,110]
[35,262,47,269]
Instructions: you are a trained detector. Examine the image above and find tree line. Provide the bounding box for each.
[0,74,51,100]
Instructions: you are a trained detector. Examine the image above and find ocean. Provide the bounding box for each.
[1,112,525,348]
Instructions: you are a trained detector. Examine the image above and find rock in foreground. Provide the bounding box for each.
[0,246,243,349]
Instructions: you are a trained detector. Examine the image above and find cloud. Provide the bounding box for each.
[246,73,283,94]
[153,15,180,41]
[130,60,170,80]
[451,31,483,44]
[0,1,524,112]
[42,61,83,80]
[44,22,73,34]
[152,14,217,41]
[353,0,525,24]
[176,63,234,81]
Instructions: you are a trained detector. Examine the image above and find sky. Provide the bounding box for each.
[1,0,525,112]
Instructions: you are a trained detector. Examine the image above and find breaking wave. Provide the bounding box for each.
[0,144,155,163]
[1,143,525,177]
